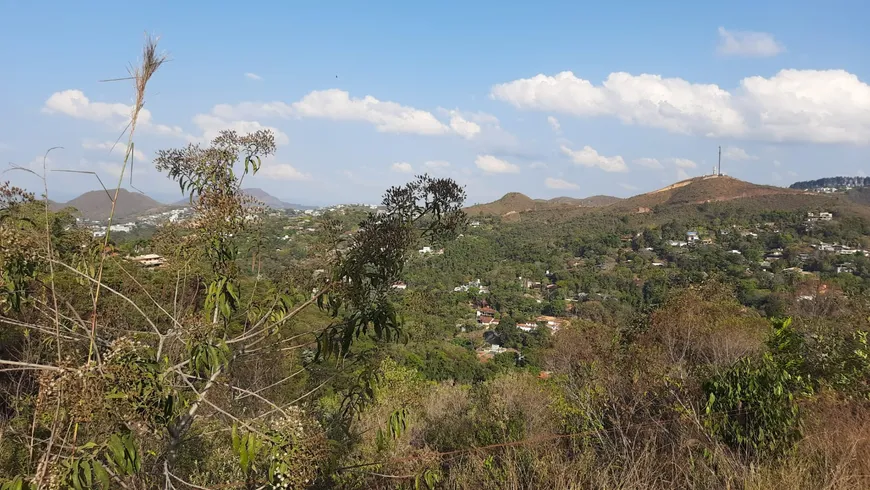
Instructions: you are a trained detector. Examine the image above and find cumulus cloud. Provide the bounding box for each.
[529,161,548,169]
[771,171,783,182]
[391,162,413,173]
[475,155,520,174]
[619,183,638,191]
[82,141,147,162]
[545,177,579,190]
[43,89,187,138]
[547,116,561,133]
[212,96,490,140]
[43,89,133,124]
[258,163,310,180]
[244,72,263,81]
[0,142,10,151]
[634,157,663,169]
[191,113,290,145]
[673,158,698,169]
[491,69,870,144]
[448,114,481,139]
[722,146,758,160]
[560,145,628,172]
[773,159,782,167]
[292,89,462,136]
[717,27,784,58]
[677,168,691,180]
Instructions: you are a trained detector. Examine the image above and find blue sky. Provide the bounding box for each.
[2,0,869,205]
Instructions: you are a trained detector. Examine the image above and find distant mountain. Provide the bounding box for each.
[464,176,838,221]
[241,188,316,210]
[466,192,620,217]
[466,192,541,216]
[55,189,164,221]
[172,188,317,210]
[790,176,870,190]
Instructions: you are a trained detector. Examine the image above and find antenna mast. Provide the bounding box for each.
[717,146,722,176]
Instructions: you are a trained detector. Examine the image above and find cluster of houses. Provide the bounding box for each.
[91,222,137,237]
[454,278,488,294]
[812,242,868,256]
[475,306,563,333]
[806,211,833,223]
[667,230,714,248]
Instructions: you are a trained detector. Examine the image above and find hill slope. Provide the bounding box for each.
[467,193,620,217]
[57,189,164,221]
[613,175,806,211]
[546,195,622,207]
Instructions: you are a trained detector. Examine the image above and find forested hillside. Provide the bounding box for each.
[3,37,870,490]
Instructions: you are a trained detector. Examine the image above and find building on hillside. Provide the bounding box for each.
[517,322,537,332]
[476,306,496,318]
[837,264,855,274]
[128,254,166,268]
[391,281,408,290]
[456,279,488,294]
[686,231,699,243]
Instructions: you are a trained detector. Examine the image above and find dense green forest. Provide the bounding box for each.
[2,39,870,490]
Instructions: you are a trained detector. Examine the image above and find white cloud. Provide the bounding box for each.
[43,89,188,139]
[258,163,310,180]
[772,171,783,182]
[448,115,481,139]
[673,158,698,169]
[492,72,744,137]
[717,27,784,58]
[43,89,133,124]
[293,89,450,136]
[634,157,663,169]
[0,142,10,151]
[475,155,520,174]
[244,72,263,81]
[547,116,561,133]
[424,160,450,169]
[787,170,798,177]
[722,146,758,160]
[391,162,413,173]
[677,168,691,180]
[619,183,638,191]
[82,140,147,162]
[560,145,628,173]
[191,113,289,145]
[545,177,579,190]
[491,69,870,144]
[529,161,548,169]
[773,159,782,167]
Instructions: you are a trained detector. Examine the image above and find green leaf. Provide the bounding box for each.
[93,461,110,489]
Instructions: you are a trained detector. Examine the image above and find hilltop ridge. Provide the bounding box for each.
[53,188,163,221]
[466,192,621,217]
[466,175,821,219]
